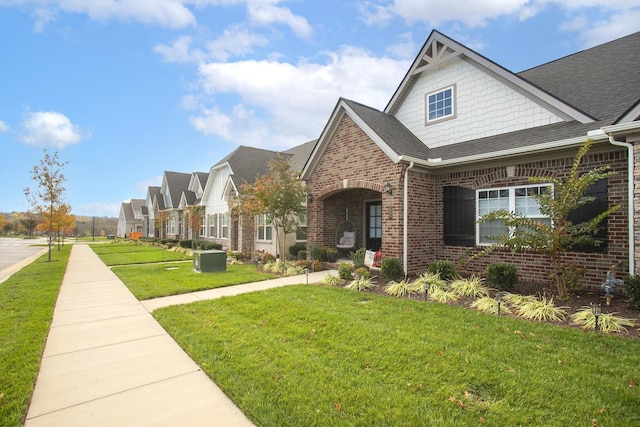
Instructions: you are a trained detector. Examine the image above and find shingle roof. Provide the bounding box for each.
[283,139,316,172]
[164,171,191,209]
[518,31,640,123]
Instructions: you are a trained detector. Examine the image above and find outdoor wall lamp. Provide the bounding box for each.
[307,192,314,203]
[384,181,392,195]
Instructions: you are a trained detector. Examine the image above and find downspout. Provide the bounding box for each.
[608,135,635,275]
[403,161,415,275]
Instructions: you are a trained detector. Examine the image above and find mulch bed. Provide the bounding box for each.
[362,274,640,340]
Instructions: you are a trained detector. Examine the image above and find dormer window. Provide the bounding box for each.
[426,85,456,124]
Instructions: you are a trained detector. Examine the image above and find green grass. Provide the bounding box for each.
[154,285,640,426]
[91,242,191,265]
[111,262,278,300]
[0,246,71,427]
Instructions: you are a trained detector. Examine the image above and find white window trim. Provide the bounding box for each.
[295,212,307,242]
[256,214,273,242]
[425,84,456,125]
[476,183,552,245]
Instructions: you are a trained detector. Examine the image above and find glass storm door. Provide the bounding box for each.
[366,201,382,251]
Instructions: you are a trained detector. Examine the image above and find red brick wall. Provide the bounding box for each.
[305,112,629,288]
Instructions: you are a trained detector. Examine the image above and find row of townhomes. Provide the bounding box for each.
[119,29,640,287]
[118,142,315,259]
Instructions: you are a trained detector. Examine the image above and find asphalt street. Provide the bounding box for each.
[0,237,48,283]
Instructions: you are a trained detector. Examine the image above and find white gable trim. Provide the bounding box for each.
[618,102,640,124]
[386,30,594,124]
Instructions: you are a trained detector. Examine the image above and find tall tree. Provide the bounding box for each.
[24,150,68,262]
[186,205,205,247]
[478,139,619,299]
[19,212,39,238]
[235,156,306,260]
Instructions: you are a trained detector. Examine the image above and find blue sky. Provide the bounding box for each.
[1,0,639,217]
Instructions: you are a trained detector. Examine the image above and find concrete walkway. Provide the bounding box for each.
[25,244,334,426]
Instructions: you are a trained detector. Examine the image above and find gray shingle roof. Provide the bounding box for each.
[283,139,316,172]
[164,171,191,209]
[519,31,640,123]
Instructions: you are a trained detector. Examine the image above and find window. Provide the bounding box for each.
[476,184,552,244]
[296,213,307,241]
[426,85,455,123]
[199,216,206,237]
[221,213,228,239]
[257,214,272,241]
[209,214,217,238]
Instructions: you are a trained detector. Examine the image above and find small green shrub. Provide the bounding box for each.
[427,260,457,281]
[297,250,307,260]
[354,267,370,279]
[311,259,323,272]
[338,263,354,280]
[485,263,517,291]
[571,307,636,333]
[626,274,640,309]
[289,243,306,258]
[351,248,366,269]
[381,257,404,282]
[516,295,567,322]
[309,244,326,261]
[179,239,193,248]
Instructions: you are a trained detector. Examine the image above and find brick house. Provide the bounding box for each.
[301,30,640,287]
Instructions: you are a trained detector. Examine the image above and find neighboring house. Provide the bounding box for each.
[178,171,209,240]
[158,171,192,239]
[302,30,640,287]
[200,141,315,256]
[143,186,161,238]
[116,199,145,238]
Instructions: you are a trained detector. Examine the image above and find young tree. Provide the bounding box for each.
[19,212,39,238]
[186,205,205,248]
[234,156,307,260]
[24,150,68,262]
[478,139,619,299]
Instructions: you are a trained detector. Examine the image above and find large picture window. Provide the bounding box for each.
[476,184,552,244]
[426,85,455,124]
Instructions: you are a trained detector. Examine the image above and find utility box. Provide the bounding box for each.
[193,250,227,273]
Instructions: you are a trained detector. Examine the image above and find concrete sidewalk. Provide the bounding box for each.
[25,244,334,426]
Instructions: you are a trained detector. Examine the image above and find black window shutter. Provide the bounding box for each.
[568,178,608,253]
[443,186,475,246]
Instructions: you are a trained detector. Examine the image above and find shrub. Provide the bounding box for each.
[410,272,447,298]
[384,280,412,297]
[311,259,323,272]
[471,296,513,315]
[179,239,193,249]
[626,275,640,309]
[297,250,307,260]
[354,267,370,279]
[427,260,457,281]
[516,295,567,322]
[381,257,404,282]
[338,263,354,280]
[202,242,223,250]
[450,275,491,298]
[351,248,366,269]
[309,244,326,261]
[325,247,338,262]
[485,263,517,291]
[570,307,636,333]
[289,243,306,258]
[321,274,343,287]
[345,276,375,292]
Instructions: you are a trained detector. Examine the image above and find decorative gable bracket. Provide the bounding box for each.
[411,39,461,75]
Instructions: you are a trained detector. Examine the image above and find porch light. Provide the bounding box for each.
[306,192,314,203]
[591,302,602,332]
[384,181,392,195]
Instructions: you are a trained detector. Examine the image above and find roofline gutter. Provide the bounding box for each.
[397,134,610,168]
[403,161,415,275]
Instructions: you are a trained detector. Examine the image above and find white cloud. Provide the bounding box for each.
[247,1,312,38]
[154,35,201,63]
[205,25,269,61]
[20,111,89,148]
[188,46,409,148]
[567,10,640,48]
[0,120,9,132]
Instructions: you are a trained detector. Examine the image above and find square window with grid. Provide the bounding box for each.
[427,86,454,122]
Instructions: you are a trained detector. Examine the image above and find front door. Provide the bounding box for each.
[366,201,382,251]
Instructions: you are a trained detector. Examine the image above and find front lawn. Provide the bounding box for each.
[154,285,640,426]
[111,262,278,300]
[91,242,191,265]
[0,246,70,427]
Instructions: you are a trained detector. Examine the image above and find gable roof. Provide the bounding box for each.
[283,139,316,172]
[304,30,640,176]
[162,171,191,209]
